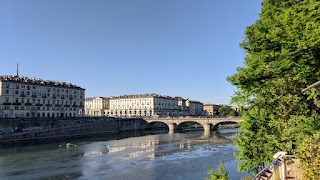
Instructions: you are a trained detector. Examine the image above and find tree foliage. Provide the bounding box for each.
[227,0,320,173]
[296,132,320,179]
[218,106,238,116]
[206,161,229,180]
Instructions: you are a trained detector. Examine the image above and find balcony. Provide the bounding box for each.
[42,96,47,98]
[72,105,78,107]
[45,104,52,106]
[20,94,26,97]
[52,97,56,99]
[32,95,37,98]
[64,105,70,107]
[3,103,11,105]
[55,105,61,107]
[69,98,73,100]
[36,104,42,106]
[61,97,65,99]
[25,103,32,106]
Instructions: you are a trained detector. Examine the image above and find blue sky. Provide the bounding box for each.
[0,0,262,104]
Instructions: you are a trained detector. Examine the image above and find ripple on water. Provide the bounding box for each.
[38,172,82,180]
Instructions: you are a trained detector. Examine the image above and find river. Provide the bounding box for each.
[0,129,251,180]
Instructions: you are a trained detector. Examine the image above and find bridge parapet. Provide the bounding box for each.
[143,117,242,133]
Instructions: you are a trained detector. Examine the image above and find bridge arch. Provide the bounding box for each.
[145,121,172,131]
[176,121,206,131]
[212,121,240,131]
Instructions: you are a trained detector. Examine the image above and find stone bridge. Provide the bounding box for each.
[143,117,242,134]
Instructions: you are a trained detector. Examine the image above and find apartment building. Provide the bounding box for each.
[0,75,85,118]
[203,104,222,116]
[85,97,109,116]
[105,94,179,117]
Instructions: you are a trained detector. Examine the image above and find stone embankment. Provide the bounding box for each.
[0,117,149,143]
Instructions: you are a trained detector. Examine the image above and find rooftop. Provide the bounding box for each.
[0,75,85,89]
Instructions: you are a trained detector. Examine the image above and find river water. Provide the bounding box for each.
[0,129,251,180]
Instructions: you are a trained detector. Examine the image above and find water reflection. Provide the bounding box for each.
[0,129,250,180]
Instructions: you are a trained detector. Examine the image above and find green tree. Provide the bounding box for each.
[296,132,320,179]
[227,0,320,173]
[218,106,237,116]
[206,161,229,180]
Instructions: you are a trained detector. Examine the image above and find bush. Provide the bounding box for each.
[206,161,229,180]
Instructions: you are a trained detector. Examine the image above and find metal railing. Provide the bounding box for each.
[252,152,303,180]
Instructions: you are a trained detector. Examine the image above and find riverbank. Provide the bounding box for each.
[0,118,149,145]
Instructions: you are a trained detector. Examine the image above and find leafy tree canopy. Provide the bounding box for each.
[206,161,229,180]
[227,0,320,173]
[218,106,238,116]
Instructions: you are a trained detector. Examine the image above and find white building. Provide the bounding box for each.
[0,75,85,118]
[85,97,109,116]
[105,94,179,117]
[188,100,204,116]
[104,94,203,117]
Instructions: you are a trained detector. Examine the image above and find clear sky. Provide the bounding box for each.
[0,0,262,105]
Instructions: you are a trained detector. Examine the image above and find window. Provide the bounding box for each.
[21,107,24,110]
[15,91,19,94]
[5,90,9,94]
[6,83,10,88]
[21,85,25,88]
[5,97,9,103]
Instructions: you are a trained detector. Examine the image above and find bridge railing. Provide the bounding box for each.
[252,152,303,180]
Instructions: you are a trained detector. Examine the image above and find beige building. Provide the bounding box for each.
[0,75,85,118]
[105,94,179,117]
[85,97,109,116]
[103,94,204,117]
[203,104,222,116]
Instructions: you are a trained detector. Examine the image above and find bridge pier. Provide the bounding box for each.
[203,123,211,134]
[168,123,175,134]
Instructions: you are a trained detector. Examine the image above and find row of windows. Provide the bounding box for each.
[4,105,79,111]
[5,83,84,95]
[1,112,78,118]
[5,97,83,106]
[3,90,82,99]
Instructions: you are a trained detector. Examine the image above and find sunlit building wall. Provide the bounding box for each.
[0,75,85,118]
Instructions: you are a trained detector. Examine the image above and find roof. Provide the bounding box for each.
[0,75,85,90]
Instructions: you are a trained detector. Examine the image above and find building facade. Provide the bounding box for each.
[103,94,203,117]
[203,104,222,116]
[188,100,204,116]
[0,75,85,118]
[85,97,109,116]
